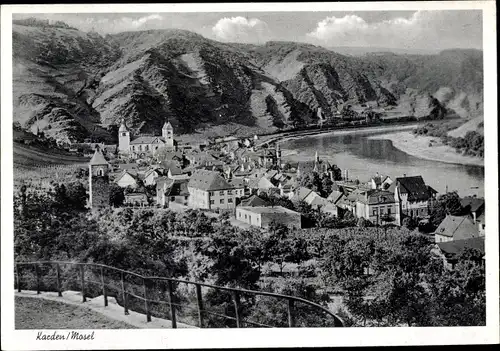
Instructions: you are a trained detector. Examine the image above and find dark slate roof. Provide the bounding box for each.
[357,190,395,205]
[477,212,485,223]
[434,214,479,240]
[395,176,430,201]
[118,163,139,170]
[227,178,245,188]
[188,169,233,191]
[130,136,165,145]
[327,190,345,204]
[164,162,182,176]
[460,197,485,214]
[291,187,313,202]
[89,150,109,165]
[239,195,270,207]
[165,179,189,197]
[437,237,485,257]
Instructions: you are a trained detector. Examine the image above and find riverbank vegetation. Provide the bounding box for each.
[413,121,484,158]
[14,182,485,327]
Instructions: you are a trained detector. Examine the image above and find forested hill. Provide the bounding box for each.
[13,18,483,143]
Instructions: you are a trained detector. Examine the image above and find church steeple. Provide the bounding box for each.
[162,121,174,148]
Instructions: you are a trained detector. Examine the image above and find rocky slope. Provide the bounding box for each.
[12,19,483,143]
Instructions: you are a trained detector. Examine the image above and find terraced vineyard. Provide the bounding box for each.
[13,142,89,191]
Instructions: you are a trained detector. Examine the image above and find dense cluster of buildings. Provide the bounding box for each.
[87,122,485,266]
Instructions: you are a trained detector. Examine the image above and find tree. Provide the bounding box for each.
[429,191,464,228]
[402,217,417,231]
[320,173,333,197]
[299,171,322,194]
[110,183,125,207]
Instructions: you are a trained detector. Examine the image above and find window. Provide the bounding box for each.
[220,199,224,204]
[219,191,224,196]
[228,198,233,203]
[209,191,214,196]
[121,132,127,137]
[184,196,188,200]
[97,169,104,176]
[239,212,241,218]
[372,208,377,216]
[388,208,391,215]
[171,197,175,201]
[228,190,233,195]
[380,208,384,215]
[245,214,247,219]
[210,200,214,205]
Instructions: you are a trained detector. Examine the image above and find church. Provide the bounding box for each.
[118,120,177,155]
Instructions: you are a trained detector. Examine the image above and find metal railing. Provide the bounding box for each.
[15,261,344,328]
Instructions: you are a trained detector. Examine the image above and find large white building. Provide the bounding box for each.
[187,169,245,210]
[236,206,302,229]
[118,120,176,155]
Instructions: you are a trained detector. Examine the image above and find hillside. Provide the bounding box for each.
[12,19,483,143]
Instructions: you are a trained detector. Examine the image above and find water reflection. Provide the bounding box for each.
[282,131,485,197]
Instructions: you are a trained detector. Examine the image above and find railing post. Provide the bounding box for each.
[195,284,204,328]
[35,263,41,294]
[167,280,177,329]
[100,266,108,307]
[16,263,21,292]
[80,265,86,302]
[232,291,241,328]
[287,299,295,327]
[120,271,129,315]
[56,263,62,297]
[143,278,151,322]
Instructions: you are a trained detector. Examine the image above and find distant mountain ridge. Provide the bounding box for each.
[12,20,483,143]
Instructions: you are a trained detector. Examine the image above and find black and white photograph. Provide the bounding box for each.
[1,1,498,349]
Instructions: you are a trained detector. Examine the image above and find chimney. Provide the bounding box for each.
[403,173,406,178]
[345,169,348,181]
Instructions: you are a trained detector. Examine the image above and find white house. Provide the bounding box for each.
[187,169,245,210]
[236,206,302,229]
[115,170,139,188]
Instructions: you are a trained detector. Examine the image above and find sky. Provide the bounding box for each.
[13,10,483,51]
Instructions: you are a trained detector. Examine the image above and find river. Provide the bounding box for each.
[281,130,485,197]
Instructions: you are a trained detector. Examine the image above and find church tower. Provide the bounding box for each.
[162,121,174,148]
[88,149,110,209]
[275,142,282,169]
[118,119,130,153]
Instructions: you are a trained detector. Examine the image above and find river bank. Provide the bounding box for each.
[274,123,421,145]
[368,131,484,167]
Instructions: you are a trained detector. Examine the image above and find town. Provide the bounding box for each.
[84,119,485,269]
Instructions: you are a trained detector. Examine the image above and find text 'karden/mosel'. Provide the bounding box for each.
[36,331,95,341]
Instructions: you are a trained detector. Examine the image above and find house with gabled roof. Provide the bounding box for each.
[434,214,481,243]
[157,178,190,208]
[187,169,245,210]
[115,170,140,189]
[355,189,399,226]
[435,236,485,269]
[460,196,485,224]
[239,194,270,207]
[390,175,437,221]
[370,173,393,190]
[143,167,164,186]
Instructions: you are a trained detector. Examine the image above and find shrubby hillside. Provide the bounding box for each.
[12,19,483,143]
